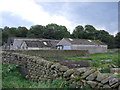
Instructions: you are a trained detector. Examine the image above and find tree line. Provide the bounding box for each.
[0,23,120,49]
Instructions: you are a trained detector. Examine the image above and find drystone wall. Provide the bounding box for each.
[4,50,89,58]
[2,52,120,89]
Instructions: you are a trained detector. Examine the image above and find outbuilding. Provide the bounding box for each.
[57,38,108,54]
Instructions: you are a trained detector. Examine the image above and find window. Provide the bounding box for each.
[69,38,73,41]
[43,42,47,45]
[88,40,92,42]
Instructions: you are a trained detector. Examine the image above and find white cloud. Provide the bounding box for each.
[0,0,73,32]
[0,0,118,35]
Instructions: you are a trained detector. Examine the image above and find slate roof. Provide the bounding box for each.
[6,37,40,45]
[5,37,60,49]
[24,39,60,48]
[64,38,106,45]
[25,41,52,48]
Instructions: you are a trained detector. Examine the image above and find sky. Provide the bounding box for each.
[0,0,119,35]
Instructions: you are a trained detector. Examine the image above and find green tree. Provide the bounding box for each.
[72,25,84,39]
[115,32,120,48]
[27,25,45,38]
[84,25,96,40]
[95,30,115,48]
[16,26,28,37]
[44,24,70,39]
[2,26,10,44]
[0,28,2,45]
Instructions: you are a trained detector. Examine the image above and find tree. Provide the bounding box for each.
[16,26,28,37]
[95,30,115,48]
[27,25,45,38]
[2,26,10,44]
[84,25,96,40]
[44,24,70,39]
[72,25,84,39]
[0,28,2,45]
[115,32,120,48]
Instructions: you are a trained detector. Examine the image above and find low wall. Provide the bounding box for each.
[2,52,120,89]
[107,49,120,52]
[4,50,89,58]
[71,45,107,54]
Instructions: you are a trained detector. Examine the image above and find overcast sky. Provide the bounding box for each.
[0,0,118,35]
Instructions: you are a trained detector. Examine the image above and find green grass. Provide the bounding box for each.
[89,52,115,60]
[64,52,116,61]
[64,51,119,68]
[64,57,92,61]
[64,52,115,62]
[2,64,74,88]
[116,74,120,78]
[90,52,119,67]
[2,64,49,88]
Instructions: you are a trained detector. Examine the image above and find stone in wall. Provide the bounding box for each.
[86,81,98,88]
[59,66,69,72]
[82,69,96,79]
[96,73,112,81]
[63,69,75,78]
[86,71,100,81]
[110,68,120,74]
[101,74,116,84]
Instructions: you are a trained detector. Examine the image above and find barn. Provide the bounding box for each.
[57,38,108,54]
[20,40,59,50]
[4,37,59,50]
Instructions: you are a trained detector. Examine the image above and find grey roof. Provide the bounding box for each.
[42,39,60,47]
[6,37,40,45]
[25,41,51,48]
[24,39,60,48]
[6,37,59,45]
[64,38,106,45]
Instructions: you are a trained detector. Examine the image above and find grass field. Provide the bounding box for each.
[64,51,119,67]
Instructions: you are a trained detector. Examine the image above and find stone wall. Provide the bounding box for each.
[4,50,89,58]
[2,51,120,89]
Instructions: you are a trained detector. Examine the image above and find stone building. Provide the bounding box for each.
[57,38,107,53]
[4,37,108,53]
[4,37,59,50]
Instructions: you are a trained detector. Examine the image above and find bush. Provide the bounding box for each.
[2,64,19,77]
[50,78,74,88]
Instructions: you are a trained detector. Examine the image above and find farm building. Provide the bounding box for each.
[4,37,108,53]
[20,40,59,50]
[4,37,59,50]
[57,38,108,53]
